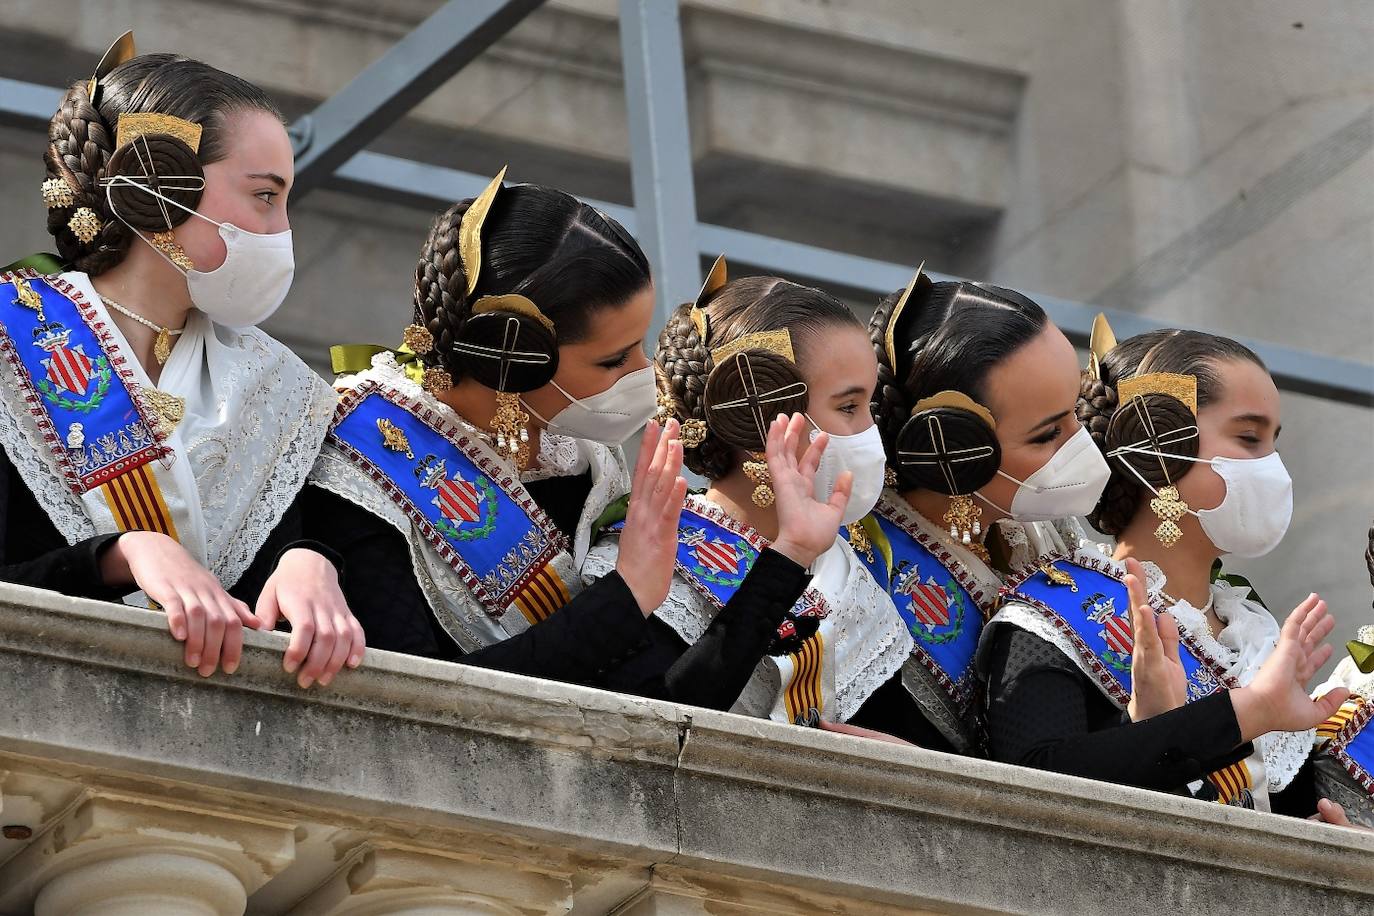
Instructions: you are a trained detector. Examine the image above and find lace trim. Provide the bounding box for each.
[201,329,336,587]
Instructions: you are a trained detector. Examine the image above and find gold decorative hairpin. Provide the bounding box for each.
[883,261,925,371]
[1087,312,1117,381]
[913,389,997,429]
[471,294,555,333]
[458,166,508,296]
[41,177,75,209]
[1117,372,1197,415]
[87,31,136,103]
[709,328,795,366]
[689,253,728,343]
[115,113,203,154]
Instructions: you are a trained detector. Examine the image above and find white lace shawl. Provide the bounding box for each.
[583,493,913,723]
[987,536,1312,793]
[0,271,335,589]
[309,353,629,651]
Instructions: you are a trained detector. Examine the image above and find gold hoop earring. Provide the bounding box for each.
[743,452,774,507]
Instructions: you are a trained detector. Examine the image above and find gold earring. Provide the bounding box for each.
[743,452,774,507]
[68,207,103,244]
[1149,485,1190,548]
[151,230,194,270]
[491,391,531,469]
[42,178,75,209]
[421,365,453,394]
[402,323,434,353]
[943,494,988,560]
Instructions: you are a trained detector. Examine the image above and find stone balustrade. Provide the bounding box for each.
[0,582,1370,914]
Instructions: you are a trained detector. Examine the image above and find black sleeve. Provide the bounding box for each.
[1269,756,1320,819]
[301,484,461,659]
[847,672,957,751]
[227,488,345,608]
[602,548,811,709]
[462,571,654,683]
[0,446,127,601]
[985,625,1252,791]
[302,484,654,679]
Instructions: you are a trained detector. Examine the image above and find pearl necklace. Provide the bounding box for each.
[99,294,183,365]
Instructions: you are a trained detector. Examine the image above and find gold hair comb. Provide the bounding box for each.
[88,31,136,102]
[1087,312,1117,381]
[913,389,997,429]
[115,113,203,154]
[689,253,728,343]
[459,166,508,297]
[709,329,795,366]
[883,261,925,371]
[471,293,555,333]
[1117,372,1197,415]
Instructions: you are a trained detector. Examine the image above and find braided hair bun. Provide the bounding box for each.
[657,275,862,481]
[42,53,281,276]
[1078,328,1264,535]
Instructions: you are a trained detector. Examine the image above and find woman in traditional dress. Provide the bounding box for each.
[985,319,1351,820]
[0,33,359,687]
[862,268,1113,753]
[306,180,836,690]
[583,258,918,730]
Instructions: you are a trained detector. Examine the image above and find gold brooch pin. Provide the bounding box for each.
[11,278,46,319]
[377,418,414,459]
[1040,563,1079,592]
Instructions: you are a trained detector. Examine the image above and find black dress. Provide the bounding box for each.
[0,446,328,605]
[984,625,1319,815]
[303,476,814,706]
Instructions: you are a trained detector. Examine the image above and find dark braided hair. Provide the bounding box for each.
[656,275,862,480]
[44,53,280,276]
[1077,328,1265,535]
[869,280,1047,491]
[413,183,650,382]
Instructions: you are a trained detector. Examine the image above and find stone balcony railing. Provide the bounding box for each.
[0,583,1371,915]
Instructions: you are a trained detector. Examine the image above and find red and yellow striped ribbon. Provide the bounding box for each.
[1205,759,1253,806]
[101,463,178,539]
[1317,697,1365,745]
[783,632,825,725]
[513,565,571,625]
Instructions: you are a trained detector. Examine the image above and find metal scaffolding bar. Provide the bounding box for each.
[618,0,702,334]
[2,77,1369,408]
[288,0,546,198]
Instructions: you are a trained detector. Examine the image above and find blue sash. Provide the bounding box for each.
[0,271,166,493]
[329,381,570,623]
[1004,557,1232,709]
[608,500,828,639]
[856,510,986,714]
[1323,700,1374,801]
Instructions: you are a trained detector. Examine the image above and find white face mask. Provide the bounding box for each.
[1108,445,1293,558]
[104,177,295,328]
[808,420,887,527]
[526,365,657,445]
[988,425,1112,521]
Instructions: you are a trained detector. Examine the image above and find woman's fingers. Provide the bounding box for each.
[1124,559,1149,610]
[182,598,207,670]
[297,611,336,689]
[197,597,228,677]
[319,615,354,686]
[1313,687,1352,723]
[1126,574,1158,656]
[347,615,367,669]
[221,610,245,675]
[1157,611,1181,660]
[631,419,661,486]
[1281,593,1321,639]
[827,469,853,511]
[161,595,187,643]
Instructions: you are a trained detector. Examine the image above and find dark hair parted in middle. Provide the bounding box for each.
[870,278,1048,492]
[1077,328,1265,536]
[657,276,863,480]
[414,183,651,383]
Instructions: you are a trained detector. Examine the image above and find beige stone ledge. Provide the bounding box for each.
[0,582,1370,914]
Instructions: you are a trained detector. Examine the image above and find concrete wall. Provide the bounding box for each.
[1,585,1372,914]
[0,0,1371,643]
